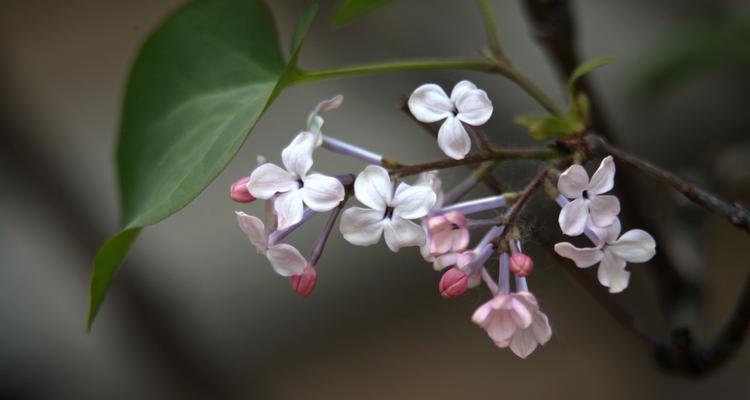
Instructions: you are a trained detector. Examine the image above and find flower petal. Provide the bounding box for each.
[608,229,656,263]
[433,253,458,271]
[281,131,317,177]
[437,116,471,160]
[247,163,298,199]
[383,217,426,252]
[485,310,518,343]
[510,327,539,359]
[531,312,552,345]
[450,80,477,103]
[235,211,267,253]
[589,195,620,228]
[414,170,444,209]
[266,243,306,277]
[598,250,629,293]
[557,164,588,199]
[509,297,534,328]
[339,207,385,246]
[354,165,392,211]
[392,182,436,220]
[587,217,621,245]
[553,242,603,268]
[454,88,493,126]
[407,83,454,123]
[301,173,345,211]
[274,189,305,230]
[587,156,615,195]
[558,197,588,236]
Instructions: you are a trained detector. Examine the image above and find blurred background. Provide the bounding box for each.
[1,0,749,398]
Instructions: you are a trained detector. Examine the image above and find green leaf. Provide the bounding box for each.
[567,55,614,99]
[514,114,575,140]
[88,0,318,330]
[330,0,396,28]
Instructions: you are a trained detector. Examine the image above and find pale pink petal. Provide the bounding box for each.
[485,310,518,343]
[235,211,267,253]
[392,182,436,220]
[339,207,385,246]
[531,312,552,345]
[454,228,470,252]
[437,116,471,160]
[557,164,588,199]
[509,297,534,328]
[608,229,656,263]
[281,132,317,177]
[467,269,482,288]
[353,165,392,211]
[471,301,493,324]
[558,197,588,236]
[247,163,298,199]
[449,80,478,104]
[598,250,629,293]
[274,189,305,230]
[433,253,458,271]
[408,83,454,123]
[454,88,493,126]
[429,229,455,255]
[266,244,306,277]
[554,242,603,268]
[383,217,426,252]
[300,173,345,212]
[589,194,620,228]
[509,328,539,359]
[587,156,615,195]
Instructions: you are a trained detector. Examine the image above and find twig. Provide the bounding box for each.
[587,134,750,234]
[390,147,562,177]
[496,168,548,242]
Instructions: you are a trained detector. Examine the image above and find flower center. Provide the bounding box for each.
[383,206,395,220]
[297,178,304,188]
[451,223,460,230]
[582,190,590,200]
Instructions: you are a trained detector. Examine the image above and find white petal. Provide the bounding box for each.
[266,244,306,277]
[433,253,458,271]
[274,189,305,230]
[557,164,588,199]
[407,83,454,123]
[588,217,621,244]
[383,217,426,252]
[587,156,615,195]
[454,88,493,126]
[531,312,552,345]
[558,197,588,236]
[354,165,392,211]
[235,211,267,253]
[588,195,620,228]
[281,131,317,177]
[391,182,436,220]
[247,163,298,199]
[450,80,477,103]
[414,171,444,209]
[339,207,385,246]
[598,250,629,293]
[510,328,539,359]
[437,116,471,160]
[608,229,656,263]
[301,173,345,211]
[553,242,603,268]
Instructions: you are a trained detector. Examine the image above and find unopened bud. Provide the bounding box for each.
[291,265,317,298]
[439,267,468,299]
[509,253,533,277]
[229,176,256,203]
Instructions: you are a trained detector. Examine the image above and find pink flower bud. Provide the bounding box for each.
[291,265,317,298]
[439,267,468,298]
[229,176,256,203]
[510,253,533,277]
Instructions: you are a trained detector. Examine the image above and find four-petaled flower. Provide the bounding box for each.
[340,165,436,252]
[248,132,345,230]
[472,292,552,359]
[408,80,493,160]
[558,156,620,236]
[426,211,470,256]
[554,218,656,293]
[235,211,307,277]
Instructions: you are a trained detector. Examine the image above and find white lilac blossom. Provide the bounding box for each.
[554,218,656,293]
[472,291,552,358]
[408,80,493,160]
[558,156,620,236]
[247,132,345,229]
[307,94,343,142]
[340,165,437,252]
[235,211,307,277]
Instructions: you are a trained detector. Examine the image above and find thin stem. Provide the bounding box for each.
[292,59,498,84]
[476,0,506,61]
[497,168,549,242]
[499,252,511,294]
[435,193,512,216]
[481,267,499,295]
[467,217,504,229]
[391,147,563,177]
[586,134,750,234]
[268,209,317,246]
[308,205,343,266]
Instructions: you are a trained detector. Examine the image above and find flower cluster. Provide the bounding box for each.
[553,157,656,293]
[229,82,656,358]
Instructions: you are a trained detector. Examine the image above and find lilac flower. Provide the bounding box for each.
[558,156,620,236]
[235,211,307,277]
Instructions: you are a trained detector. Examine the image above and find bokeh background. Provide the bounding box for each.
[1,0,749,398]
